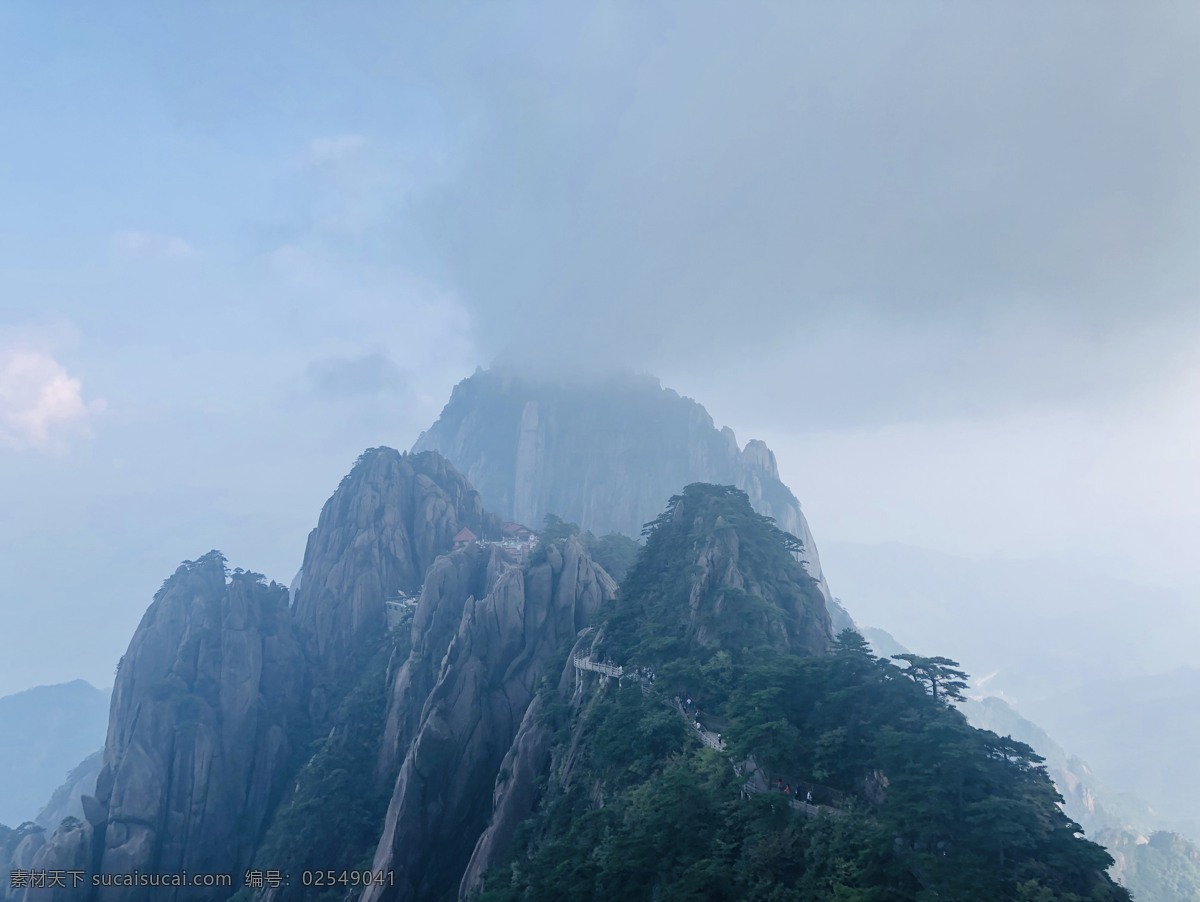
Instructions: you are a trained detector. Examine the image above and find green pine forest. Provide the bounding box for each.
[478,485,1129,901]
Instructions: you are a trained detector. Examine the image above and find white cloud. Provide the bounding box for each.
[0,349,104,450]
[303,134,368,166]
[112,229,197,260]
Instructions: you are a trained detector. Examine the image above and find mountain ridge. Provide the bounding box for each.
[413,367,833,604]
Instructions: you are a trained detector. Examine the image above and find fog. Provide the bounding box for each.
[1,1,1197,707]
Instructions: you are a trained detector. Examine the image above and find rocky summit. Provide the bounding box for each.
[6,553,304,902]
[413,368,834,604]
[292,448,498,710]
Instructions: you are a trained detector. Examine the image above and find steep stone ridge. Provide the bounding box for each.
[27,552,305,902]
[376,544,497,781]
[363,538,616,902]
[292,447,496,701]
[602,483,833,661]
[457,631,591,899]
[412,368,833,602]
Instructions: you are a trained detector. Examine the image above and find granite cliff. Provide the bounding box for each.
[365,537,616,902]
[13,553,304,902]
[413,368,832,603]
[292,448,497,714]
[16,450,505,901]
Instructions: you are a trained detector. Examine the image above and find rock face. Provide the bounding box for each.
[30,552,305,902]
[457,632,589,899]
[364,538,616,902]
[376,545,494,781]
[292,448,496,702]
[413,368,833,603]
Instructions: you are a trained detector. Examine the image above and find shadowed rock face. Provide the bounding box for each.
[413,368,834,604]
[457,630,591,900]
[376,544,496,782]
[363,538,616,902]
[33,552,306,902]
[293,448,496,705]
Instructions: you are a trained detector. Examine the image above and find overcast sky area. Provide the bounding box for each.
[1,2,1197,696]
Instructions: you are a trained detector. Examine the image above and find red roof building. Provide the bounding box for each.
[500,521,536,542]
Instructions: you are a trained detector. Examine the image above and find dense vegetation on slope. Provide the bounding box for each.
[479,485,1128,901]
[535,514,641,583]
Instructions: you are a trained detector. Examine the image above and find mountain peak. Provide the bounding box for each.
[602,483,832,662]
[413,366,833,605]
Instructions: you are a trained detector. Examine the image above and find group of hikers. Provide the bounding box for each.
[670,684,829,808]
[774,778,815,805]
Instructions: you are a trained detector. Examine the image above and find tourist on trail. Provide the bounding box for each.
[806,790,813,805]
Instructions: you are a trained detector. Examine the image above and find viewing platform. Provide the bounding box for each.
[385,590,420,629]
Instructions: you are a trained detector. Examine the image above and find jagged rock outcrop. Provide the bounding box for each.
[413,368,833,603]
[293,448,497,708]
[364,538,616,902]
[458,630,591,899]
[377,545,496,781]
[29,552,304,901]
[23,818,93,902]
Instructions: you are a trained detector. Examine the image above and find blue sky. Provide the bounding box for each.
[1,2,1198,695]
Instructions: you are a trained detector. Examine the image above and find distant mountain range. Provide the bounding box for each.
[0,680,108,827]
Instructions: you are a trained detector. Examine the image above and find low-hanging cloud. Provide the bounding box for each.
[0,348,104,450]
[371,2,1200,421]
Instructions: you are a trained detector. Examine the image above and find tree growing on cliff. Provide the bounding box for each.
[890,654,970,703]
